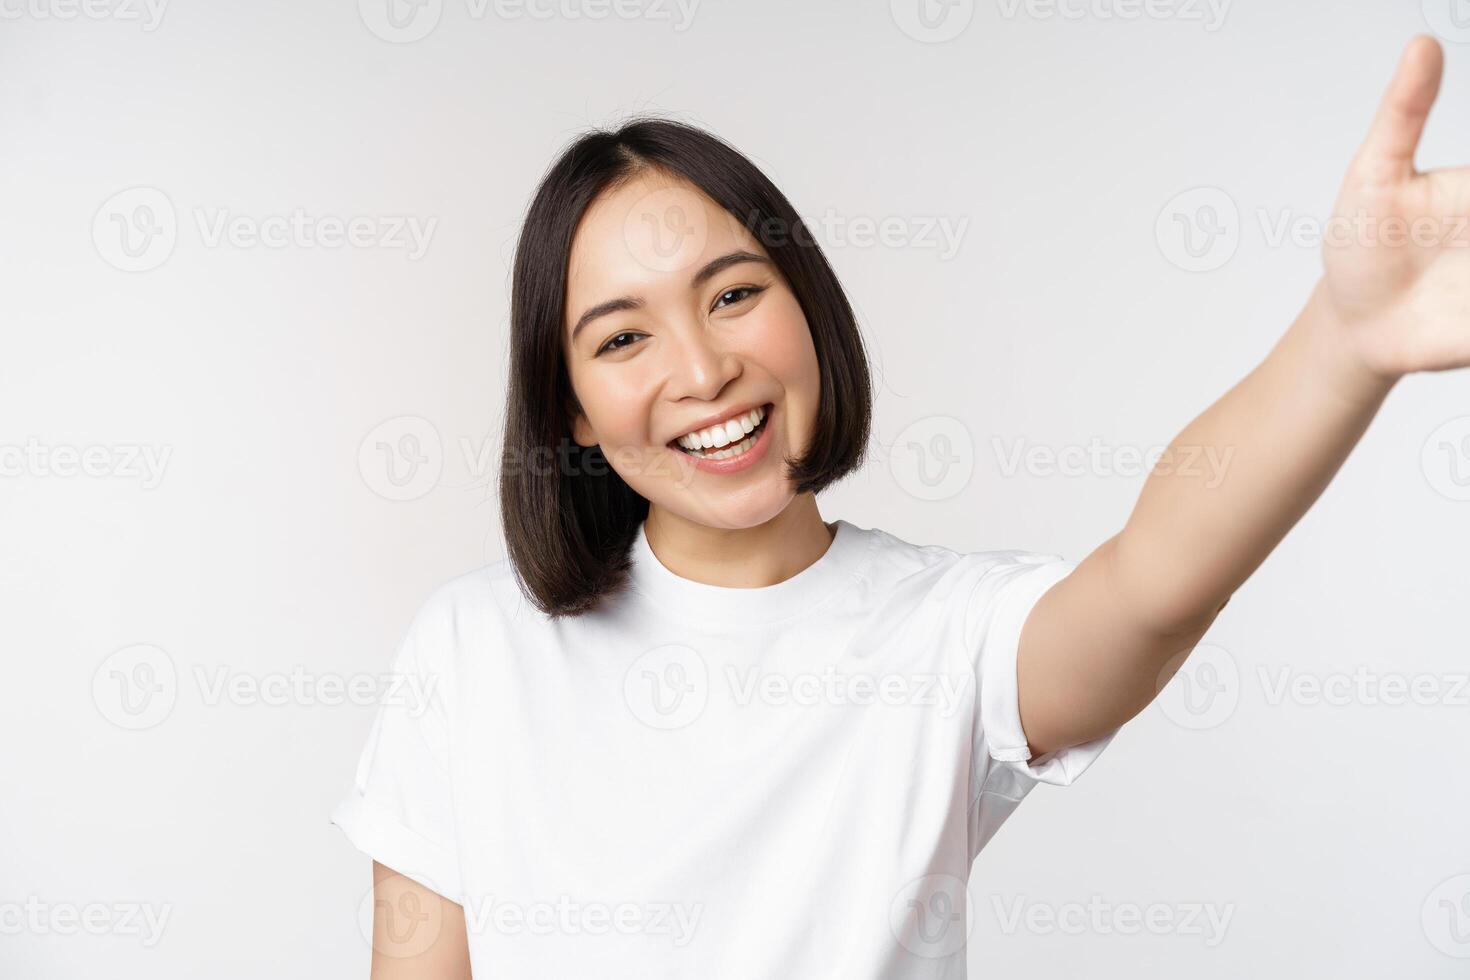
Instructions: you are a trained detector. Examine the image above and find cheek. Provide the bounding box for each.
[573,368,659,445]
[748,301,820,400]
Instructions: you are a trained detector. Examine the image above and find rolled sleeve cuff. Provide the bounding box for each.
[979,559,1117,786]
[330,791,463,905]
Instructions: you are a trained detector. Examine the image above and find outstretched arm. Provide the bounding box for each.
[1017,35,1468,757]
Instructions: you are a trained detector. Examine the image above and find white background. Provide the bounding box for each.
[3,0,1469,976]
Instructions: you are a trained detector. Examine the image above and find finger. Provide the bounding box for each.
[1350,35,1444,185]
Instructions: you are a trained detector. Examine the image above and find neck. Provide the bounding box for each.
[642,496,834,589]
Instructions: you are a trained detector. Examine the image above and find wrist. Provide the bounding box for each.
[1294,281,1403,406]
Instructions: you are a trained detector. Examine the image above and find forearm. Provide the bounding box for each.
[1103,280,1399,634]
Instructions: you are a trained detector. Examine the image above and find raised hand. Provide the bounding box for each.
[1322,35,1470,380]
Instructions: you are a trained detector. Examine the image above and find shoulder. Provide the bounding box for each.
[397,558,527,666]
[852,521,1068,597]
[415,557,520,620]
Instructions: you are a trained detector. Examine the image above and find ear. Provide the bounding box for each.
[566,396,598,448]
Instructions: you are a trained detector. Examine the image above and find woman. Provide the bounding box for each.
[333,36,1466,978]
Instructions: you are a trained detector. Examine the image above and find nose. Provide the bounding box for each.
[663,321,741,403]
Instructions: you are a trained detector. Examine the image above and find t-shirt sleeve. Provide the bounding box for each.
[329,591,462,904]
[962,554,1119,857]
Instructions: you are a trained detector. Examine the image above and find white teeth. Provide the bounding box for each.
[675,405,767,453]
[706,435,755,460]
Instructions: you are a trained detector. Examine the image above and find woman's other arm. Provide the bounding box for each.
[1016,36,1467,756]
[368,861,472,980]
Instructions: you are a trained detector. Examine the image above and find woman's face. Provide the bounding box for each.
[563,170,821,531]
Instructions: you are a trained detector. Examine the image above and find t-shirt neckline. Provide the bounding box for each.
[627,517,870,626]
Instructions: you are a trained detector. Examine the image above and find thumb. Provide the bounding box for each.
[1350,35,1443,185]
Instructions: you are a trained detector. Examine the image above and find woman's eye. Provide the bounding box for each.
[596,332,642,356]
[712,285,764,311]
[595,288,764,356]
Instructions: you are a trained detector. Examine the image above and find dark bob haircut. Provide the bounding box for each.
[499,115,873,619]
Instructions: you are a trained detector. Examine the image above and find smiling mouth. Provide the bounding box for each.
[669,403,773,460]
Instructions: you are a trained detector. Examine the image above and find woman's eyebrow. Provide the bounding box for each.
[569,250,770,343]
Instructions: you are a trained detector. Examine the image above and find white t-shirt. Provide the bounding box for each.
[331,518,1117,978]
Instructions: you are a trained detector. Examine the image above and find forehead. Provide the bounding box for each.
[565,171,759,316]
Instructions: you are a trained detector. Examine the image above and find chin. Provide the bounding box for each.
[649,485,796,533]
